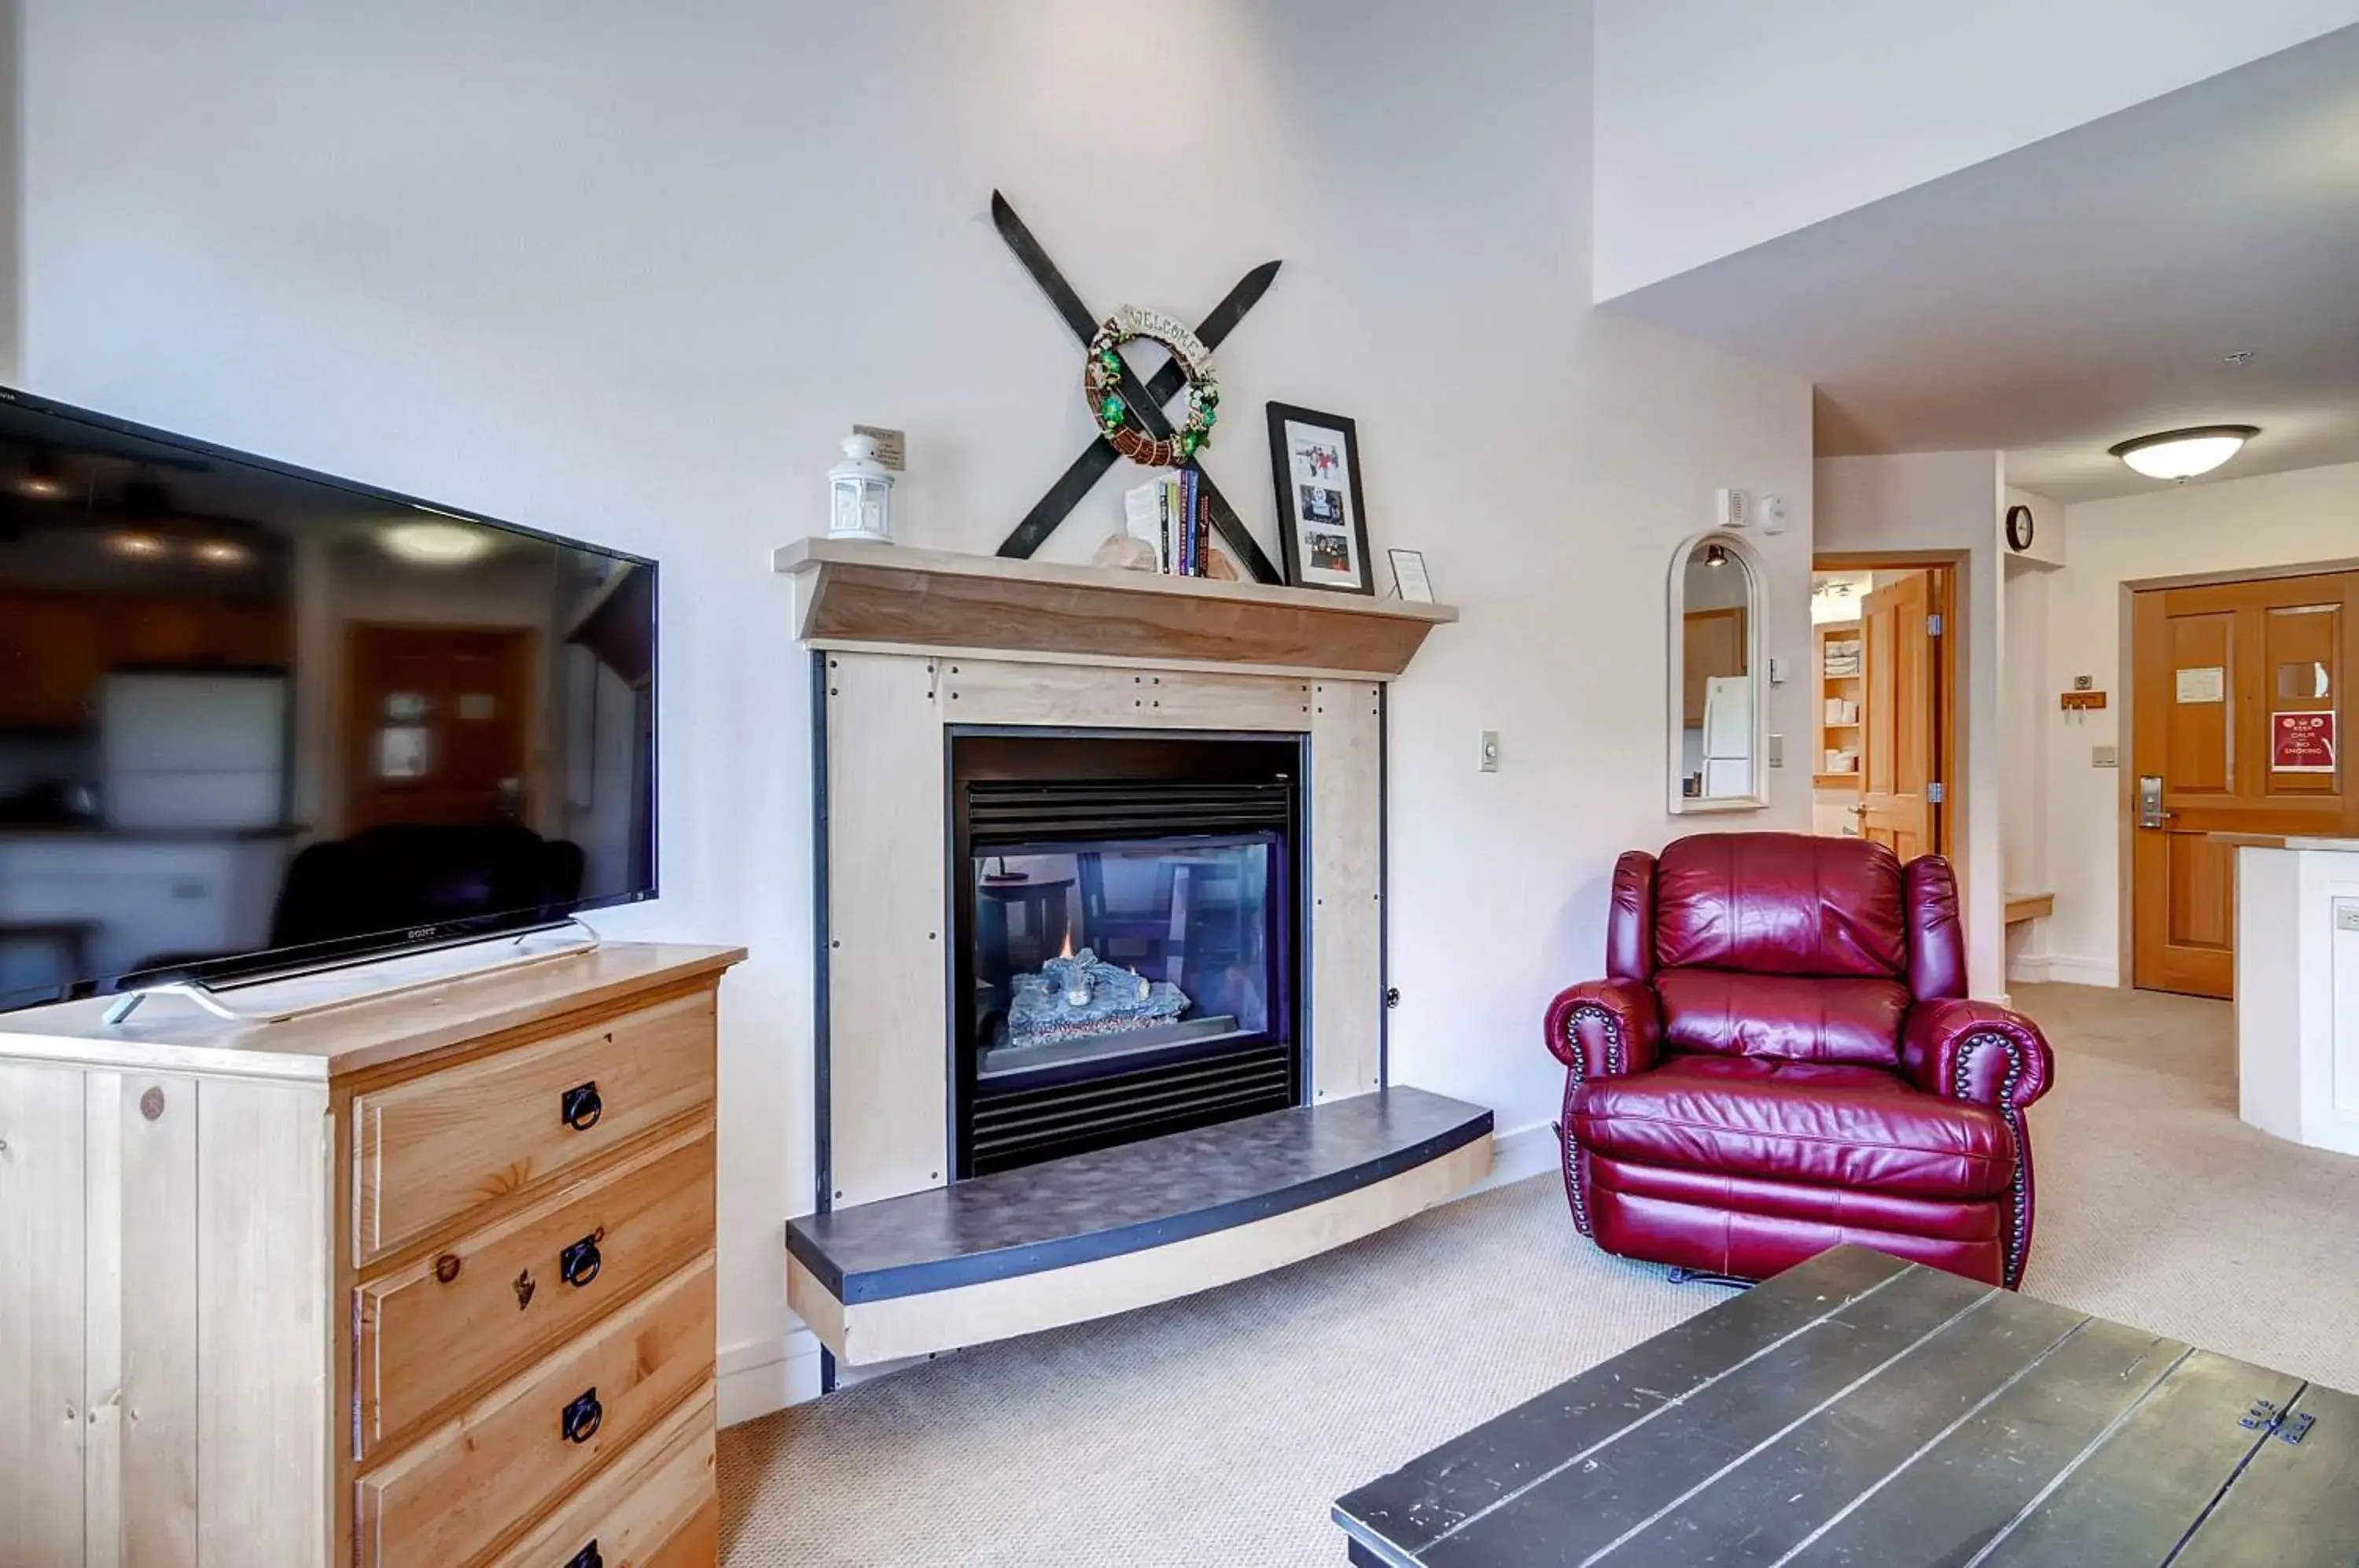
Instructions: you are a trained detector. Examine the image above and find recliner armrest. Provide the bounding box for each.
[1544,978,1662,1080]
[1900,999,2055,1110]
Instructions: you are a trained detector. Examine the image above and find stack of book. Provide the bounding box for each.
[1124,474,1214,575]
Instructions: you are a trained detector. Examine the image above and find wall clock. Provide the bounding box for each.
[2004,503,2036,552]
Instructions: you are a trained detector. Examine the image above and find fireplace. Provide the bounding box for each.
[950,730,1304,1177]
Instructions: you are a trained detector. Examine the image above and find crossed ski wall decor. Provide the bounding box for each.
[991,190,1283,583]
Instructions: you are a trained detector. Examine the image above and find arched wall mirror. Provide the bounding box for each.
[1667,532,1768,813]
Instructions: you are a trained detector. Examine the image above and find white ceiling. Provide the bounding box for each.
[1603,25,2359,504]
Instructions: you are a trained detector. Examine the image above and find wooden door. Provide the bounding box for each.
[344,624,533,830]
[2130,571,2359,996]
[1857,572,1939,859]
[1682,608,1746,725]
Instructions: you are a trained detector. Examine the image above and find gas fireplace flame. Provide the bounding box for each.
[1058,933,1074,961]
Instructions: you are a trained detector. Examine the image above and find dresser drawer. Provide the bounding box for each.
[487,1385,717,1568]
[355,1253,716,1568]
[356,1128,716,1459]
[355,989,716,1262]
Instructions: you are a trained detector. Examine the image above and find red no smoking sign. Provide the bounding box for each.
[2272,711,2337,773]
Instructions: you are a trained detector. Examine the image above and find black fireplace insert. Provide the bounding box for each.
[950,730,1305,1178]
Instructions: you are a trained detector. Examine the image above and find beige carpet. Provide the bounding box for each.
[718,984,2359,1566]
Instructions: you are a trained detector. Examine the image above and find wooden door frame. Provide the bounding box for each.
[2114,553,2359,992]
[1813,552,1960,861]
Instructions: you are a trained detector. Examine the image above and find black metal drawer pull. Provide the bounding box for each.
[561,1081,602,1132]
[561,1387,602,1445]
[566,1544,602,1568]
[560,1229,605,1289]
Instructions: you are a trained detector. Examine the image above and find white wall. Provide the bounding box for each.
[2037,461,2359,986]
[1815,453,2008,999]
[20,0,1814,1420]
[1592,1,2359,301]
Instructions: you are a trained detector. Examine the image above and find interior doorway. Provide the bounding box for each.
[342,624,535,830]
[2127,567,2358,997]
[1810,562,1956,859]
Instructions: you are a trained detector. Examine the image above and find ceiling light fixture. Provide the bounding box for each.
[2108,425,2258,481]
[17,449,67,499]
[192,539,252,569]
[381,519,496,567]
[105,530,169,560]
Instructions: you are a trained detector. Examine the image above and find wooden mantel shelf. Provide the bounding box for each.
[774,537,1457,680]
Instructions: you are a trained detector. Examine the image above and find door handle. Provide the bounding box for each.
[2138,775,2170,829]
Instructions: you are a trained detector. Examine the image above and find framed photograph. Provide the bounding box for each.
[1265,403,1375,594]
[1387,548,1433,603]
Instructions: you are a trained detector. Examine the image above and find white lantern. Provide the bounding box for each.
[826,433,894,543]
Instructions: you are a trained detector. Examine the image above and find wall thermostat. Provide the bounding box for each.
[1714,488,1752,529]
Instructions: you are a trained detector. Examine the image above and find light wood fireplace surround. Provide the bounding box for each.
[777,539,1489,1369]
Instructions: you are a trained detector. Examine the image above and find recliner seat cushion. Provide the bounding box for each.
[1573,1053,2013,1202]
[1654,966,1908,1066]
[1654,834,1906,980]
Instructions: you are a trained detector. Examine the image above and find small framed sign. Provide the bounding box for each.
[2272,711,2337,772]
[1387,548,1433,603]
[1266,403,1375,594]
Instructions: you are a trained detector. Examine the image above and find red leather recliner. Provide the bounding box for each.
[1544,832,2055,1289]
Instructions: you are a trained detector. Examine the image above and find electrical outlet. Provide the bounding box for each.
[1478,731,1500,773]
[2092,745,2118,768]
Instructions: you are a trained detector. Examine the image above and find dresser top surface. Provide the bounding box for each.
[0,941,744,1082]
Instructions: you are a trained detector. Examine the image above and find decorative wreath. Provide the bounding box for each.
[1084,304,1220,469]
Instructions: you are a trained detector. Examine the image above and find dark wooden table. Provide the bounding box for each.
[1334,1246,2357,1566]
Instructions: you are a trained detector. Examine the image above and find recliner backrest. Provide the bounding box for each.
[1604,830,1967,1028]
[1654,833,1907,979]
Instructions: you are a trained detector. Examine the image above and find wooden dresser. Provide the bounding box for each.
[0,941,742,1568]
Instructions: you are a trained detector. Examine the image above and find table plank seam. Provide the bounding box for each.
[1403,1264,1920,1555]
[1761,1315,2096,1568]
[1956,1345,2198,1568]
[1566,1285,2005,1567]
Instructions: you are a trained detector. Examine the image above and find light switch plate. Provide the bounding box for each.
[2092,744,2118,768]
[1478,730,1500,773]
[1768,733,1785,767]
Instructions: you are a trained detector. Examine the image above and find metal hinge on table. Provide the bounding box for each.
[2240,1397,2316,1445]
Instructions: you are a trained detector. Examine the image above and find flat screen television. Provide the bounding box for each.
[0,385,657,1014]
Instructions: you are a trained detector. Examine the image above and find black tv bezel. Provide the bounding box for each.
[0,382,661,1009]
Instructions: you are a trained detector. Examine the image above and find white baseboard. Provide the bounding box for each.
[2007,955,2052,985]
[733,1120,1562,1423]
[2033,953,2119,988]
[719,1326,823,1426]
[1464,1119,1557,1195]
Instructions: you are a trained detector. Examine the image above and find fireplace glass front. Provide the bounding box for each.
[949,731,1304,1177]
[970,833,1277,1087]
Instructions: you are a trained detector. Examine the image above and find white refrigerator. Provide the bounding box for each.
[101,672,290,831]
[1700,675,1754,798]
